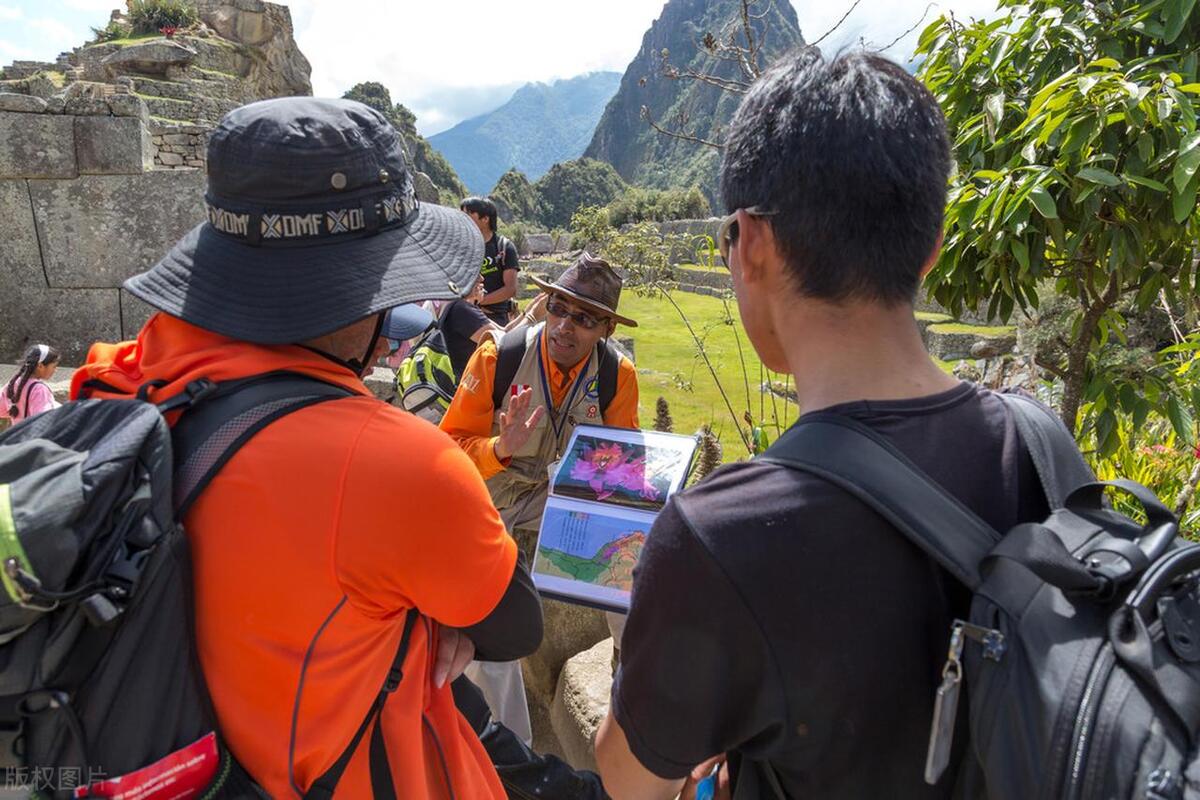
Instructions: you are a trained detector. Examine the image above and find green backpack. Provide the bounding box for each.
[396,312,457,423]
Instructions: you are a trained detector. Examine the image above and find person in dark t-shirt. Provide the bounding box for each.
[461,196,521,324]
[439,279,547,379]
[594,50,1051,800]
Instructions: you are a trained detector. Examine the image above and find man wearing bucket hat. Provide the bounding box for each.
[440,251,640,741]
[71,97,543,799]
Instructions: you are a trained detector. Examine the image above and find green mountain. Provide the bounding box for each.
[343,81,467,204]
[584,0,805,200]
[430,72,622,195]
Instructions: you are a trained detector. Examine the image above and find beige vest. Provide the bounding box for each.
[486,323,606,532]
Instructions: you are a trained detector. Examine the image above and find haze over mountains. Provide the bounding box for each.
[430,72,622,194]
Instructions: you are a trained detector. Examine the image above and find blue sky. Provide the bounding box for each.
[0,0,998,135]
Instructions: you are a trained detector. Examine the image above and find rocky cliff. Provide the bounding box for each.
[584,0,804,200]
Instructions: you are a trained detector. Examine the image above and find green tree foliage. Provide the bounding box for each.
[916,0,1200,447]
[91,20,132,42]
[342,82,468,202]
[490,168,541,224]
[534,158,628,228]
[605,186,711,226]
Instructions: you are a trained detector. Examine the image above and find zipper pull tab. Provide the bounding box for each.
[925,622,965,785]
[958,620,1007,661]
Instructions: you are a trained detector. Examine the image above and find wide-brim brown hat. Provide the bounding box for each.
[530,253,637,327]
[124,97,482,344]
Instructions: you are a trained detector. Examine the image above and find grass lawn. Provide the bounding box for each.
[928,322,1016,336]
[616,290,798,457]
[516,289,973,461]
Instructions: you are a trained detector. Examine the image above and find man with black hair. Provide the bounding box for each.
[461,196,521,324]
[595,49,1048,799]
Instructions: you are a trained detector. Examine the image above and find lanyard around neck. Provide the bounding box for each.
[535,331,591,441]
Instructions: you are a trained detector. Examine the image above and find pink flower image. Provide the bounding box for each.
[568,444,660,502]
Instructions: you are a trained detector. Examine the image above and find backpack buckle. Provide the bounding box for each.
[156,379,219,413]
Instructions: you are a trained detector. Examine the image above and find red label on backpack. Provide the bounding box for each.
[75,732,219,800]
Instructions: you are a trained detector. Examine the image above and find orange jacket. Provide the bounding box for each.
[73,313,515,800]
[439,334,640,478]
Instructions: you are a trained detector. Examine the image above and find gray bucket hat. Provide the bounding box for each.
[124,97,483,344]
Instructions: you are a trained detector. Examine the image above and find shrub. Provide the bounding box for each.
[128,0,197,35]
[90,20,132,42]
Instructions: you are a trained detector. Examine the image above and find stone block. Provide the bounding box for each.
[29,170,206,289]
[43,97,65,114]
[0,113,76,179]
[120,289,158,339]
[549,637,613,773]
[163,133,192,145]
[101,40,197,77]
[0,94,48,113]
[75,116,154,175]
[158,152,185,166]
[107,93,149,122]
[0,288,121,366]
[521,597,610,718]
[0,179,45,291]
[64,97,111,116]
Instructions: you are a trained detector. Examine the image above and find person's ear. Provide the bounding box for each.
[606,320,617,338]
[920,230,945,280]
[736,209,775,285]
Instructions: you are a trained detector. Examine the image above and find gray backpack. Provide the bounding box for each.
[763,392,1199,800]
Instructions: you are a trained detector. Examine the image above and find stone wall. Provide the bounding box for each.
[1,96,206,364]
[151,122,209,169]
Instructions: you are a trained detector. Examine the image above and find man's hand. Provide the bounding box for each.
[433,626,476,688]
[494,387,544,460]
[679,755,731,800]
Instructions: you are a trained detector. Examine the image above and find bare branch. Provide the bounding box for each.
[642,106,726,150]
[811,0,863,48]
[875,3,936,54]
[1159,289,1187,346]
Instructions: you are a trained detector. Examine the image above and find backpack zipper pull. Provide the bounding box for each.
[925,622,965,785]
[924,619,1004,785]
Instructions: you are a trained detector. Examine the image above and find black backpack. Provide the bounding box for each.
[761,392,1200,800]
[0,373,418,799]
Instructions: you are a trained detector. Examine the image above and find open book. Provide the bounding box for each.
[532,424,699,612]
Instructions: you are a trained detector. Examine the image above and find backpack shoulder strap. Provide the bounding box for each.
[491,327,529,410]
[166,372,414,800]
[169,372,354,518]
[759,413,1001,590]
[997,392,1094,508]
[598,340,621,416]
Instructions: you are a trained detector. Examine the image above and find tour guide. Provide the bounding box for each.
[440,253,640,739]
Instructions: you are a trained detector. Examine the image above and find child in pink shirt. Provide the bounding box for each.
[2,344,61,424]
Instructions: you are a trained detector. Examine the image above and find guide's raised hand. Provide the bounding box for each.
[494,386,545,460]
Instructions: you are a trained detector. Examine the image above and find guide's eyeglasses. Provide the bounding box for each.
[546,300,605,330]
[718,206,778,265]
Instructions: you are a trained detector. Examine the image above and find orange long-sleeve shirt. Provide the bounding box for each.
[440,334,640,478]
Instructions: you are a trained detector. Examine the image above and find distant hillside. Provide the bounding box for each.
[585,0,804,200]
[430,72,622,194]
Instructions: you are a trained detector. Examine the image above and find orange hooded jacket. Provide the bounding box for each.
[73,313,516,799]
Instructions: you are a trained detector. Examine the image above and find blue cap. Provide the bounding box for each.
[382,303,434,341]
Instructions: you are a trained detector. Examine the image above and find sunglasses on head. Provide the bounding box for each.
[718,206,778,265]
[546,299,606,330]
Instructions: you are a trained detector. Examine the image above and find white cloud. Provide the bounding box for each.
[0,38,36,60]
[0,6,22,21]
[26,15,79,51]
[289,0,665,135]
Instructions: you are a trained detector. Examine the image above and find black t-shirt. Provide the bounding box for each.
[479,235,520,320]
[613,382,1049,799]
[439,299,492,380]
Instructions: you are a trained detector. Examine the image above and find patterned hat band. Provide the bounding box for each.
[204,183,418,248]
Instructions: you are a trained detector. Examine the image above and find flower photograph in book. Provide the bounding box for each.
[555,435,680,511]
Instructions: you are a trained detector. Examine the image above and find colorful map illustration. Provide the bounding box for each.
[535,507,647,592]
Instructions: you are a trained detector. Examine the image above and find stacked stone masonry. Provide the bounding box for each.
[0,95,206,363]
